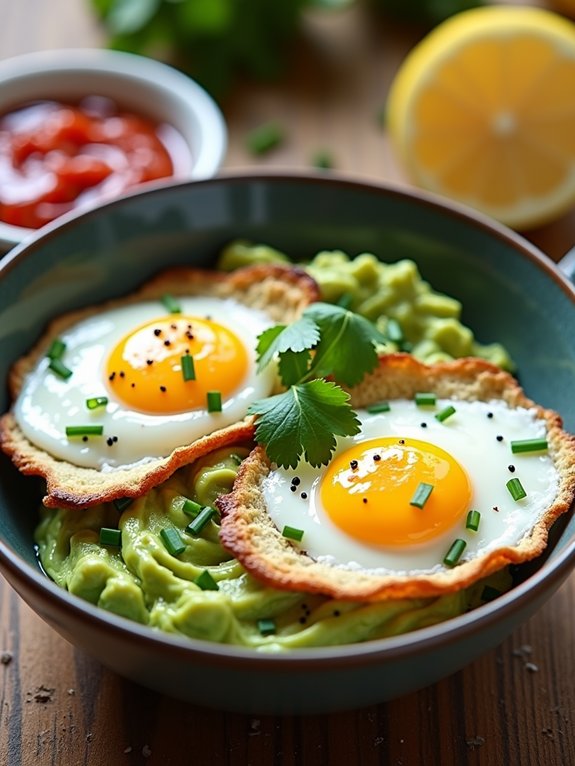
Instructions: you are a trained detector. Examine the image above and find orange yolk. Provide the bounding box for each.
[105,315,248,414]
[320,437,472,547]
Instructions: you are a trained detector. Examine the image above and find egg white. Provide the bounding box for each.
[14,296,275,470]
[262,399,558,575]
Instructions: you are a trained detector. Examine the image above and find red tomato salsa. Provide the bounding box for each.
[0,96,187,229]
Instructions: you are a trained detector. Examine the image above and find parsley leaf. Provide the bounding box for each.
[250,302,386,468]
[278,349,312,387]
[256,315,319,373]
[248,381,360,468]
[304,302,387,386]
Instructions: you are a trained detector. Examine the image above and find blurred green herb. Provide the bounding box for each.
[246,121,285,156]
[311,150,334,170]
[89,0,353,98]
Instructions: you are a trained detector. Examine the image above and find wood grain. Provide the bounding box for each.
[1,1,575,764]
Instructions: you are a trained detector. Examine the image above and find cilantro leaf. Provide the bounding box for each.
[256,314,320,374]
[304,302,387,386]
[248,380,360,468]
[278,349,312,387]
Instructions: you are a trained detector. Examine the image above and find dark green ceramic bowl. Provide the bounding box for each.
[1,173,574,714]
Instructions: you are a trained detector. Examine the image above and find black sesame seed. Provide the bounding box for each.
[107,437,114,446]
[299,617,307,625]
[487,412,494,419]
[496,435,504,442]
[171,323,177,330]
[82,436,88,442]
[164,340,171,347]
[362,497,368,504]
[153,329,162,337]
[290,485,297,492]
[493,506,500,512]
[399,439,405,445]
[119,371,125,378]
[292,476,301,486]
[131,383,135,388]
[301,492,308,500]
[146,360,153,366]
[108,372,116,381]
[373,454,381,462]
[350,459,358,470]
[113,436,118,443]
[333,610,341,617]
[420,422,427,428]
[508,464,516,473]
[160,386,167,392]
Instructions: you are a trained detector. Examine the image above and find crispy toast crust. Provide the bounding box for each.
[218,354,575,601]
[0,264,319,509]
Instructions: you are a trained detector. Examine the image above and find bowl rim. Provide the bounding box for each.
[0,47,227,249]
[1,170,575,668]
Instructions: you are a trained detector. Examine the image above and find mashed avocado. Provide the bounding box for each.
[218,241,514,370]
[36,448,511,651]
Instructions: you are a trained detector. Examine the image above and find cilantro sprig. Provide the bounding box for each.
[248,303,386,468]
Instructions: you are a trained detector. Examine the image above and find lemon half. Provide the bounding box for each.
[387,6,575,229]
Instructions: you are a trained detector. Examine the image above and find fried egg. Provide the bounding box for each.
[217,356,575,601]
[262,399,557,574]
[13,296,276,470]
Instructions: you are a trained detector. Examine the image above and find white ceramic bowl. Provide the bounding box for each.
[0,48,227,251]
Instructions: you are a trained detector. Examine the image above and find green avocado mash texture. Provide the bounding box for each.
[217,241,514,370]
[36,242,515,649]
[37,448,511,651]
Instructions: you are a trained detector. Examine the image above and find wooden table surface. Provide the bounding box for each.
[1,2,575,764]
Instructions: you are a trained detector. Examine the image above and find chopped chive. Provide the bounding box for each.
[194,569,219,591]
[507,477,527,501]
[246,121,284,155]
[186,506,217,536]
[410,482,434,508]
[443,538,466,567]
[466,510,481,531]
[86,396,108,410]
[65,425,104,437]
[366,401,391,414]
[481,585,501,603]
[385,318,403,343]
[162,293,181,314]
[47,338,66,360]
[376,105,387,128]
[48,358,73,380]
[182,498,203,517]
[207,391,222,412]
[435,405,456,423]
[282,525,304,542]
[258,618,276,636]
[510,438,548,454]
[415,392,436,407]
[181,354,196,382]
[99,527,121,546]
[160,527,186,556]
[311,149,334,170]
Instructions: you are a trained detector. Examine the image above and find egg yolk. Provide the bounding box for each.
[319,437,472,547]
[105,315,248,414]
